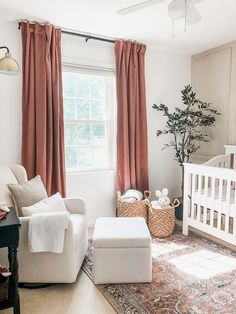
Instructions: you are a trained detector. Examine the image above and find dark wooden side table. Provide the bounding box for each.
[0,208,21,314]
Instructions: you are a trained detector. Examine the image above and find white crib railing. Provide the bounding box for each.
[203,154,231,168]
[183,162,236,246]
[225,145,236,170]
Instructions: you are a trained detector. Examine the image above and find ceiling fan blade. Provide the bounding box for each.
[187,1,202,25]
[117,0,166,15]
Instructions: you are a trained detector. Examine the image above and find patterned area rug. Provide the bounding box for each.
[82,229,236,314]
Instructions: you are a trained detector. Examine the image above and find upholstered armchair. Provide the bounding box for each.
[0,165,88,283]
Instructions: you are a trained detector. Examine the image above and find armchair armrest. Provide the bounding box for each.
[19,216,30,248]
[63,197,86,215]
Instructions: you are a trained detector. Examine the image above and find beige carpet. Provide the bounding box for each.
[2,270,116,314]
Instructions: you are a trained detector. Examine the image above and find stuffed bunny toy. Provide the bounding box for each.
[0,201,10,212]
[156,188,170,207]
[151,188,170,209]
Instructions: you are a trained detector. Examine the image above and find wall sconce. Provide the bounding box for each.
[0,46,20,76]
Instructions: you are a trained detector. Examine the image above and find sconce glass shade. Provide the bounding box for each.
[0,52,20,76]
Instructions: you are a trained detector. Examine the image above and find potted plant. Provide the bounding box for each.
[152,85,220,220]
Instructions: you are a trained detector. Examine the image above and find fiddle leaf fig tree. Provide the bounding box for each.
[152,85,220,196]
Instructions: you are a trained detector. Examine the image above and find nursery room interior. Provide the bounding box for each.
[1,0,236,313]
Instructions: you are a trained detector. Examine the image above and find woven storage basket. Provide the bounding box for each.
[117,191,151,222]
[148,199,180,237]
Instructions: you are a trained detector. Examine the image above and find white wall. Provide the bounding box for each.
[146,47,191,200]
[0,20,22,164]
[0,19,191,226]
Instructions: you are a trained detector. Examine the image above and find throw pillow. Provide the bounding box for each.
[22,192,67,217]
[8,175,48,216]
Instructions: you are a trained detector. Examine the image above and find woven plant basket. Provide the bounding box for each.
[117,191,151,222]
[148,199,180,238]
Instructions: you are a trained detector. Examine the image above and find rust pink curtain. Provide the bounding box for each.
[21,22,66,196]
[115,40,149,193]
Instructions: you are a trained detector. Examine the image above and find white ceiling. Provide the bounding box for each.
[1,0,236,54]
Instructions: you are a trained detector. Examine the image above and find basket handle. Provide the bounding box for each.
[172,199,180,208]
[117,191,122,201]
[144,190,151,199]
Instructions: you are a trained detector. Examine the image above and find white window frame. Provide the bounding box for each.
[62,64,116,174]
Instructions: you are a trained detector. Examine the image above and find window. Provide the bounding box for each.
[62,66,115,172]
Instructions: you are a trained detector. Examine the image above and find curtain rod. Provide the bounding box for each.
[18,22,115,44]
[61,29,115,43]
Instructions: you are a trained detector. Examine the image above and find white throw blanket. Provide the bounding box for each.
[121,189,143,202]
[28,212,70,253]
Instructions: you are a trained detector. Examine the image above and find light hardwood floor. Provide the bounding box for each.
[2,229,116,314]
[2,271,116,314]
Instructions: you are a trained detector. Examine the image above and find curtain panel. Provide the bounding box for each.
[21,22,66,196]
[115,40,149,193]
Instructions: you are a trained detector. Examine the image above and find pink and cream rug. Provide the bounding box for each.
[82,229,236,314]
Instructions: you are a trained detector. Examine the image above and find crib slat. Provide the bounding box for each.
[191,174,196,219]
[217,178,223,230]
[210,177,215,227]
[197,175,202,222]
[233,182,236,235]
[225,180,231,233]
[203,176,208,224]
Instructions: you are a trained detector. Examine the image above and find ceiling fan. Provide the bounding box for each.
[117,0,203,26]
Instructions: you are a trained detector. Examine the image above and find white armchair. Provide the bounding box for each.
[0,165,88,283]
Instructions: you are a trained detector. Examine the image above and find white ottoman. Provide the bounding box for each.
[93,217,152,284]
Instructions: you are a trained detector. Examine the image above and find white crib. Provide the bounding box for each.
[183,145,236,246]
